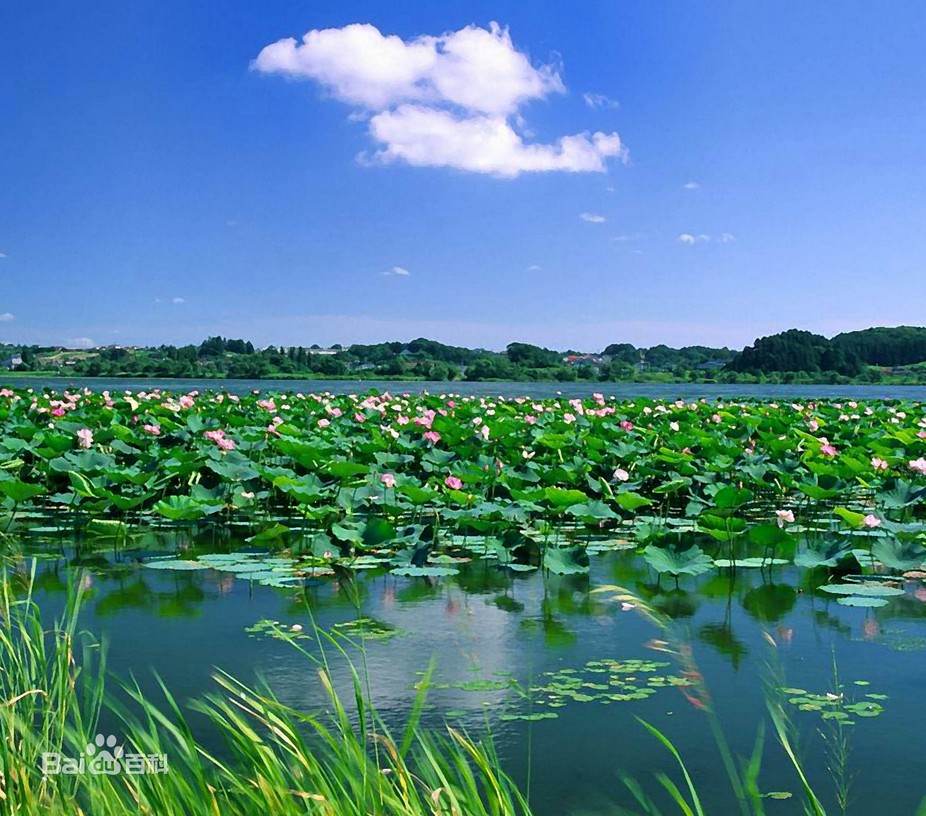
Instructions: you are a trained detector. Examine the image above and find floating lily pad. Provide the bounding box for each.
[143,559,209,571]
[713,557,789,569]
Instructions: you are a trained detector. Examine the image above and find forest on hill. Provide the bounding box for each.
[727,326,926,379]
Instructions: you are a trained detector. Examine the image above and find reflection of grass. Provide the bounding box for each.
[594,583,829,815]
[0,567,532,815]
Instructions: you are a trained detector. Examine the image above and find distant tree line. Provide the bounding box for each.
[6,327,926,382]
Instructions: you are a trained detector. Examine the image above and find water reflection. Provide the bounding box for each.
[10,537,926,816]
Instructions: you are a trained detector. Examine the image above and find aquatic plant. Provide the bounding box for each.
[0,566,533,815]
[0,389,924,582]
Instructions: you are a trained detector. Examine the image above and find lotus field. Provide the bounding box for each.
[2,387,926,595]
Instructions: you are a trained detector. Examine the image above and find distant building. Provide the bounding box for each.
[563,354,606,366]
[2,354,23,369]
[307,348,339,356]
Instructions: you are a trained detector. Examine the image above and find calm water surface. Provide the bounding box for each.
[20,537,926,815]
[4,375,926,401]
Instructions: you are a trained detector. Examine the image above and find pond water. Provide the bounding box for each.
[5,374,926,401]
[20,536,926,815]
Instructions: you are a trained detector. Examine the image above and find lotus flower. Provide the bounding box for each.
[76,428,93,449]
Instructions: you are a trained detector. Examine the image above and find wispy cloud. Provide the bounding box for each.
[527,264,542,271]
[580,212,607,223]
[171,297,186,304]
[0,252,7,259]
[678,233,709,245]
[383,266,411,276]
[253,23,623,177]
[683,181,700,190]
[0,312,14,322]
[583,91,620,110]
[678,232,734,245]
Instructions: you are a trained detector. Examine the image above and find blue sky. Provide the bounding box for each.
[2,1,925,351]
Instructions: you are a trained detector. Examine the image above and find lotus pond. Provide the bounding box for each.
[3,386,926,813]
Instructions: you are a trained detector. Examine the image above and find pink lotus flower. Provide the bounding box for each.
[620,420,634,431]
[76,428,93,449]
[179,395,195,409]
[317,418,330,428]
[776,509,795,527]
[143,424,161,436]
[910,457,926,475]
[381,473,396,489]
[444,476,463,490]
[613,468,630,482]
[871,457,889,471]
[820,443,838,457]
[204,429,235,450]
[525,415,537,425]
[423,431,441,444]
[863,514,882,528]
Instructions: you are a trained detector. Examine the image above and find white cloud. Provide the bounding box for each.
[0,252,6,259]
[68,337,96,349]
[367,106,621,176]
[683,181,700,190]
[254,22,561,115]
[527,264,542,271]
[254,23,623,177]
[580,212,607,223]
[171,297,186,304]
[678,232,734,245]
[383,266,411,276]
[583,92,620,110]
[0,312,14,322]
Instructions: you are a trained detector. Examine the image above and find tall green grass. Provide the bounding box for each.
[0,565,533,815]
[7,564,926,815]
